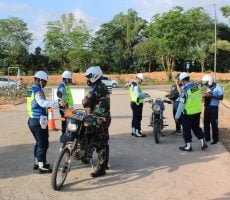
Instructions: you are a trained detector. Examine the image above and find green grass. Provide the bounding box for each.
[223,83,230,101]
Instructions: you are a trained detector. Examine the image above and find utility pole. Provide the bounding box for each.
[214,3,217,81]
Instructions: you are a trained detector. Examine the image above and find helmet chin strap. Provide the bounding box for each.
[39,79,44,90]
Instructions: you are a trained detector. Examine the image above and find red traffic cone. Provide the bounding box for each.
[48,107,57,131]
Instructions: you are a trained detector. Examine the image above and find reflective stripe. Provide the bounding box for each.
[26,85,47,118]
[130,84,144,103]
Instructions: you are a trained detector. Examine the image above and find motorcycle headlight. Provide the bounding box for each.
[153,104,161,112]
[67,120,77,131]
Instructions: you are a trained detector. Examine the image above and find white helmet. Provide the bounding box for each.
[136,73,145,81]
[84,66,103,83]
[34,71,48,81]
[179,72,190,81]
[202,74,214,86]
[62,71,72,79]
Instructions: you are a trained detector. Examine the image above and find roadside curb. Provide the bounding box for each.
[221,99,230,109]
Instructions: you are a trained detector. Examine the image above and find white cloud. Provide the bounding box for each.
[72,9,102,32]
[0,2,30,12]
[28,9,103,51]
[131,0,230,22]
[29,10,58,52]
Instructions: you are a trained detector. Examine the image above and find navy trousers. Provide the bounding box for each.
[182,113,204,143]
[131,101,143,131]
[204,106,219,142]
[28,118,49,163]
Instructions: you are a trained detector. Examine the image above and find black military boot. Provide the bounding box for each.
[91,164,106,178]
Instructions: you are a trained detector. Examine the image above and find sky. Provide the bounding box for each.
[0,0,229,51]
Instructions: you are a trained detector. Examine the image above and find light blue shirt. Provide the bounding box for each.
[175,83,190,119]
[207,84,223,106]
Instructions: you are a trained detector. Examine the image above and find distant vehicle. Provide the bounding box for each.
[101,76,119,88]
[0,77,17,88]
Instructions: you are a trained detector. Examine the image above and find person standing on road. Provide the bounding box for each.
[82,66,111,177]
[57,71,74,135]
[27,71,66,173]
[201,74,224,145]
[175,72,208,151]
[130,73,147,137]
[166,73,182,134]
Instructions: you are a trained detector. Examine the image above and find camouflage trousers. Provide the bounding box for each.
[89,125,109,167]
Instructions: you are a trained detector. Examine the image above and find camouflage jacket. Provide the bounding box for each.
[84,80,110,119]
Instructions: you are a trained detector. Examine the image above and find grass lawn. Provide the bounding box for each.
[223,83,230,101]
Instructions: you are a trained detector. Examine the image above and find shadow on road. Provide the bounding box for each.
[0,129,228,192]
[60,130,226,192]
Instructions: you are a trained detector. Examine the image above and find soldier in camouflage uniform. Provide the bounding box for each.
[82,66,111,177]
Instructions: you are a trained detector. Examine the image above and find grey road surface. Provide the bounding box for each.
[0,88,229,200]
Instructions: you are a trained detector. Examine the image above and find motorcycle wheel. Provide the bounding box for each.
[153,122,161,144]
[51,147,71,191]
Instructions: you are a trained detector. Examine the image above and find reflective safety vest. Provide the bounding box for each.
[130,83,144,104]
[58,82,74,106]
[183,83,202,115]
[26,85,47,118]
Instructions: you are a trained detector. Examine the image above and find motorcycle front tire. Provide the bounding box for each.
[153,122,161,144]
[51,147,71,191]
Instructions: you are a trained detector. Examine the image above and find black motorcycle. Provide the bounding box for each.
[146,97,171,144]
[51,108,105,191]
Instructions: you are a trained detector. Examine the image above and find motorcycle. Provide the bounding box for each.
[51,108,106,191]
[146,96,171,144]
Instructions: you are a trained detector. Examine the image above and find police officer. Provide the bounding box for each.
[57,71,74,135]
[166,73,182,133]
[27,71,66,173]
[201,74,224,145]
[130,73,146,137]
[83,66,111,177]
[175,72,207,151]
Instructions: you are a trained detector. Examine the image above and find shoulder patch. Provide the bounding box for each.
[190,86,199,93]
[37,91,44,97]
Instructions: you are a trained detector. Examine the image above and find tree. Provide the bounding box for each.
[148,7,188,80]
[133,39,157,72]
[221,6,230,18]
[44,13,91,72]
[0,17,32,74]
[92,9,146,73]
[148,7,214,80]
[185,8,213,73]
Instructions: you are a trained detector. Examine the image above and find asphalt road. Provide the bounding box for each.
[0,88,229,200]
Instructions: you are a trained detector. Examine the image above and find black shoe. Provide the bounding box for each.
[201,143,208,150]
[132,132,144,137]
[91,166,106,178]
[179,145,193,152]
[140,133,146,137]
[211,141,218,145]
[38,166,52,174]
[33,163,50,171]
